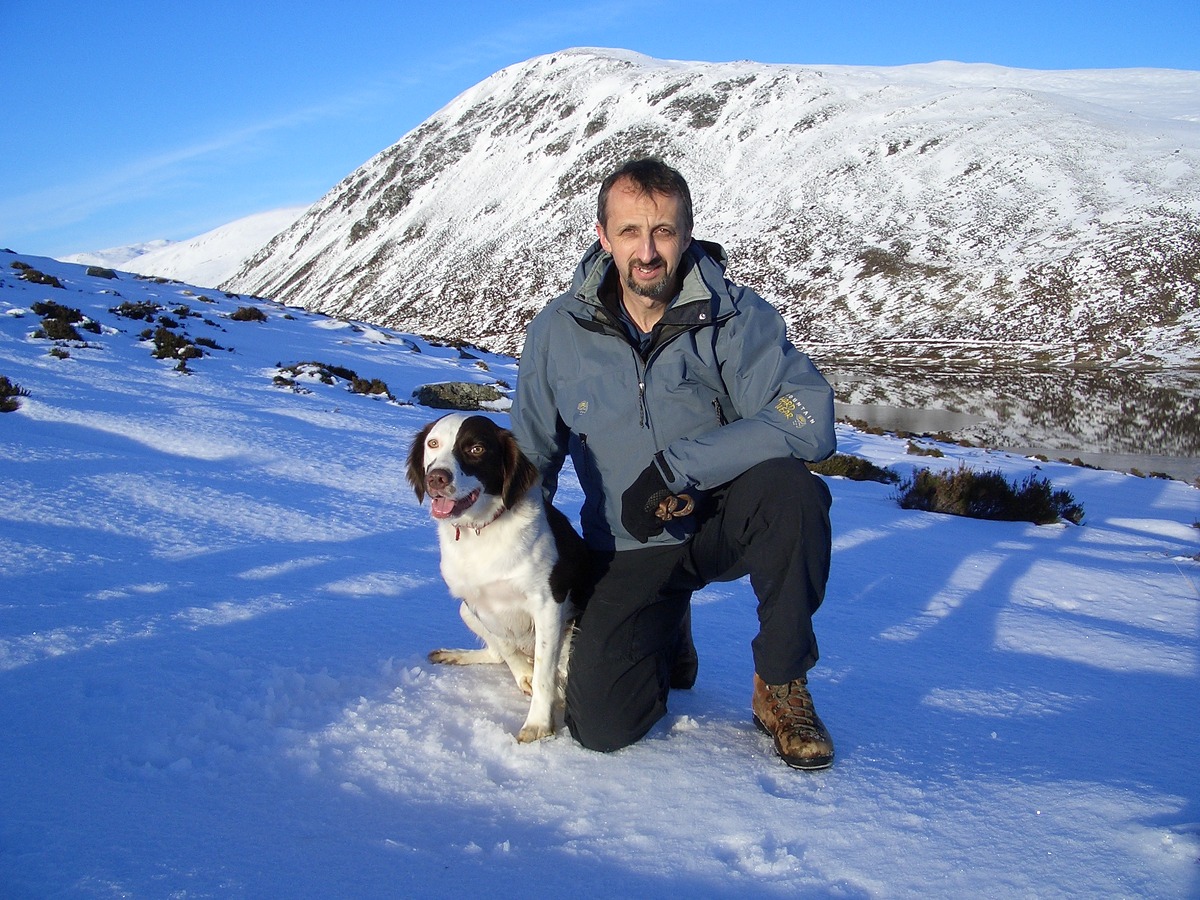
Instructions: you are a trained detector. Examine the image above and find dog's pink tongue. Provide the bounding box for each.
[430,497,457,519]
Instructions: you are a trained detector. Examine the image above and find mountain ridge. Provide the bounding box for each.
[210,49,1197,366]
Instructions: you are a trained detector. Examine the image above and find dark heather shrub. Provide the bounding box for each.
[111,301,161,321]
[151,327,198,360]
[229,306,267,322]
[31,300,83,323]
[38,318,82,341]
[0,375,30,412]
[808,453,899,484]
[896,466,1084,525]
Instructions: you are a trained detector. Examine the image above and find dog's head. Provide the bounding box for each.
[406,414,539,523]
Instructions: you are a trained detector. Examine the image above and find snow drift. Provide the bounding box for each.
[2,251,1197,897]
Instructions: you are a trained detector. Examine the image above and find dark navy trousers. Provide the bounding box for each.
[565,458,833,752]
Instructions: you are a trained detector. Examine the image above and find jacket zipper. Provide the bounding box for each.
[577,433,601,520]
[598,303,731,431]
[636,313,726,431]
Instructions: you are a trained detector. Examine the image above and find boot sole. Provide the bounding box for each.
[753,715,834,771]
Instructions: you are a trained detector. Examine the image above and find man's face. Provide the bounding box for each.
[597,178,692,304]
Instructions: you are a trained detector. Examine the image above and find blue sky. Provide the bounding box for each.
[4,0,1198,258]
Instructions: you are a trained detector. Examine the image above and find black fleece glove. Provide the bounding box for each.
[621,454,676,544]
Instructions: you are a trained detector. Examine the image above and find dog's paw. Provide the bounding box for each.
[506,658,534,695]
[517,720,556,743]
[428,647,499,666]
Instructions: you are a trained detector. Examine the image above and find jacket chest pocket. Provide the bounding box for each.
[653,353,738,428]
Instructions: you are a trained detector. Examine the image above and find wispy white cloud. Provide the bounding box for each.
[0,91,381,245]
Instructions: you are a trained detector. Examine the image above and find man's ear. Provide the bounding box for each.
[596,222,611,253]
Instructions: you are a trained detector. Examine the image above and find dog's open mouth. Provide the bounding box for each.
[429,488,481,520]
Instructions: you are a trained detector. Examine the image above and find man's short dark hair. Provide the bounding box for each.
[597,158,694,232]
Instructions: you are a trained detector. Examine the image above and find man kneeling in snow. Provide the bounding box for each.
[511,157,838,770]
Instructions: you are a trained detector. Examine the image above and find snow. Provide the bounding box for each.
[1,252,1198,898]
[60,206,310,289]
[60,239,175,270]
[221,49,1200,365]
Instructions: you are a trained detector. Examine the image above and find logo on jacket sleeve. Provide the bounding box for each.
[577,400,589,415]
[775,393,813,428]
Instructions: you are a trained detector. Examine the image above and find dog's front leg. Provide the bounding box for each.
[428,602,506,666]
[517,596,565,743]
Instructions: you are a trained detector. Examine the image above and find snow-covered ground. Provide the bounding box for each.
[1,252,1197,898]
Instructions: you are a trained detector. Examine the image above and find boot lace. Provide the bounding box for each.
[768,680,819,734]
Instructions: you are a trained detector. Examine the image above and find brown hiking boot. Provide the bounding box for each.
[752,673,834,770]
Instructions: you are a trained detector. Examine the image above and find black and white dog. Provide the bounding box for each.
[406,413,590,742]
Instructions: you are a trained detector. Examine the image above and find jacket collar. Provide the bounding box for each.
[569,239,733,321]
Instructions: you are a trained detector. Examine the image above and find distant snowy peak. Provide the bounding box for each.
[61,239,175,270]
[225,48,1200,365]
[63,206,310,289]
[123,206,310,288]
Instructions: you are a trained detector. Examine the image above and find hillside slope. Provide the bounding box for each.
[225,49,1200,365]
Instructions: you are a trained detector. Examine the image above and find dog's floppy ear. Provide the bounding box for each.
[500,428,540,510]
[406,422,434,503]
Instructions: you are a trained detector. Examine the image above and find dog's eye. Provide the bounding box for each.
[465,442,485,457]
[426,438,440,450]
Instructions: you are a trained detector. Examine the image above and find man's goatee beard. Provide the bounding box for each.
[624,267,672,301]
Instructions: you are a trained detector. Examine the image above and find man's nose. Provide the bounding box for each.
[636,233,660,262]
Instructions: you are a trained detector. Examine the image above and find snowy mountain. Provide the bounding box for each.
[63,206,309,289]
[3,249,1197,897]
[61,238,175,270]
[225,48,1200,366]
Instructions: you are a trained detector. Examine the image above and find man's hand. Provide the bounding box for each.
[621,456,694,543]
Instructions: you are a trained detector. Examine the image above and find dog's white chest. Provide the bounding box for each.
[439,512,554,596]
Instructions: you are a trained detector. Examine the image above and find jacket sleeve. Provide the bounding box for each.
[660,289,836,492]
[510,308,570,502]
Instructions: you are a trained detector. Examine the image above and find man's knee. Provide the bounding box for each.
[565,706,660,753]
[565,653,667,752]
[739,457,831,509]
[724,458,832,541]
[564,548,687,752]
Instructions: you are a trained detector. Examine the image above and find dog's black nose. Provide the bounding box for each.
[425,468,452,493]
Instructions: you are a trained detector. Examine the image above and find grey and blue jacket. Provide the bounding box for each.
[512,239,836,551]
